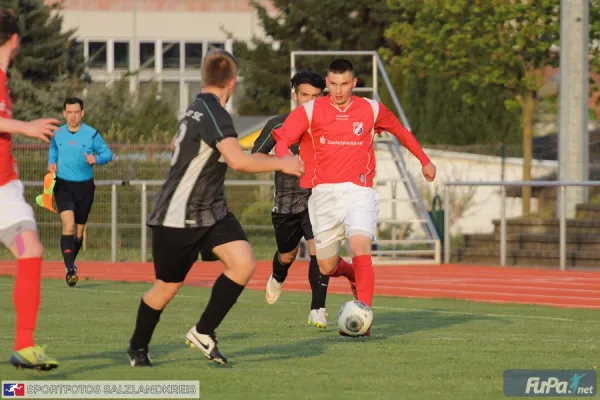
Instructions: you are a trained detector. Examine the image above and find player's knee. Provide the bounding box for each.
[348,233,372,256]
[28,241,44,258]
[11,230,44,259]
[145,281,183,309]
[20,241,44,259]
[279,249,298,264]
[317,258,337,275]
[62,222,75,235]
[229,257,255,283]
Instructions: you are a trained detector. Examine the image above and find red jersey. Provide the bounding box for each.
[0,67,17,187]
[273,95,430,189]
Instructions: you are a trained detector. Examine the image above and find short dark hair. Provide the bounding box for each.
[201,49,239,88]
[290,71,325,92]
[64,97,84,110]
[0,8,20,46]
[328,59,354,75]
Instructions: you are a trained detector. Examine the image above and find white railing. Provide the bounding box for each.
[444,180,600,271]
[130,179,275,262]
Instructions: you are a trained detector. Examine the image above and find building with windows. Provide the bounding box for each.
[46,0,274,115]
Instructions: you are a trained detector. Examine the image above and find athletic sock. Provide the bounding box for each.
[330,257,355,282]
[353,255,374,307]
[14,257,42,351]
[73,237,83,261]
[309,256,329,310]
[196,274,244,335]
[272,252,292,283]
[60,235,75,272]
[129,299,163,350]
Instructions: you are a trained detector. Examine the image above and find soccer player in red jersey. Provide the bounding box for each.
[0,8,61,369]
[273,59,436,336]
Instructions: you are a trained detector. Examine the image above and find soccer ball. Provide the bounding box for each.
[337,300,373,336]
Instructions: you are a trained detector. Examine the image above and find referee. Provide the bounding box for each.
[47,97,113,287]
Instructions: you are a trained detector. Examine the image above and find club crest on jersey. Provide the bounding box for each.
[353,121,364,136]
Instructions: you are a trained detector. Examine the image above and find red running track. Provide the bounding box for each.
[1,261,600,309]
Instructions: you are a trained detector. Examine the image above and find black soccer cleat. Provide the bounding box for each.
[127,347,153,367]
[65,265,78,287]
[184,327,227,365]
[65,272,78,287]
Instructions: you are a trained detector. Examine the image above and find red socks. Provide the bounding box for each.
[330,257,355,282]
[353,255,374,307]
[14,257,41,351]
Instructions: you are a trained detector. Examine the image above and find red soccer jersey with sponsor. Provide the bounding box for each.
[273,95,430,189]
[0,67,17,187]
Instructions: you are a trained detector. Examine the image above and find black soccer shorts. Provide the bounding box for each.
[151,212,248,283]
[271,209,313,254]
[53,178,95,225]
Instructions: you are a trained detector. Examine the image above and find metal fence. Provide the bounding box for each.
[3,144,281,262]
[444,180,600,271]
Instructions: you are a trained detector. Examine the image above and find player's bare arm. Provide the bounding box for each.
[218,137,304,176]
[0,117,60,143]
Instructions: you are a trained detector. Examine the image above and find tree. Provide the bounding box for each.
[232,0,404,115]
[400,73,521,146]
[0,0,87,121]
[385,0,600,216]
[82,79,179,144]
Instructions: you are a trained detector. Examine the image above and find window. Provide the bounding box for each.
[207,42,225,51]
[139,42,155,69]
[88,41,107,69]
[114,42,129,69]
[162,42,180,69]
[184,42,203,69]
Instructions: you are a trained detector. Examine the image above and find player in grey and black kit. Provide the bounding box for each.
[253,71,331,329]
[126,50,304,367]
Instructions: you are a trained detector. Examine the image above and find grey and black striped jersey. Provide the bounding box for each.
[252,113,311,215]
[147,93,237,228]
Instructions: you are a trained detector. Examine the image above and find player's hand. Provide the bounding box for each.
[21,119,60,143]
[422,162,436,182]
[280,154,304,177]
[48,163,57,173]
[84,153,96,165]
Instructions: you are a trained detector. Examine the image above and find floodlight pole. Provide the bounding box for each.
[558,0,589,218]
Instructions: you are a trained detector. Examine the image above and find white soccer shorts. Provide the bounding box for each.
[308,182,379,259]
[0,179,37,247]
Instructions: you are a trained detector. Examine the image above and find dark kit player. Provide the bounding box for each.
[127,50,304,367]
[253,71,332,329]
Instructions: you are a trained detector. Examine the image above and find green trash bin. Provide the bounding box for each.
[428,195,445,262]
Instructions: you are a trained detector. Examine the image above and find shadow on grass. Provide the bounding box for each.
[30,309,497,375]
[228,309,495,363]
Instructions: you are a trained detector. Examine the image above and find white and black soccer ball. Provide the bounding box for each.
[337,300,373,336]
